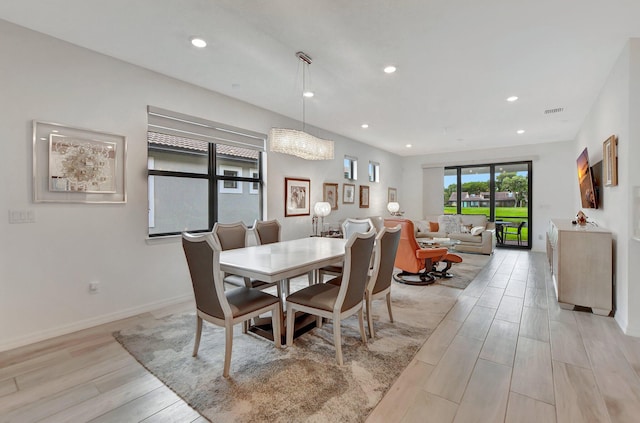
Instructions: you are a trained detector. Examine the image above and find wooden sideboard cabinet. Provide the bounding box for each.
[546,218,612,316]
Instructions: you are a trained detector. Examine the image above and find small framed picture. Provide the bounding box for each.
[323,183,339,210]
[285,177,310,217]
[388,187,397,203]
[343,183,355,204]
[359,185,370,208]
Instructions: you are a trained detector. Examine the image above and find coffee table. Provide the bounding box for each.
[418,238,461,249]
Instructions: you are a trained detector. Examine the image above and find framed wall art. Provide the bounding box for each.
[323,182,339,210]
[343,183,355,204]
[285,177,310,217]
[33,121,127,203]
[359,185,370,208]
[603,135,618,186]
[388,187,397,203]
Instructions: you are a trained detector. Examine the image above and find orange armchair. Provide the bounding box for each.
[384,218,462,285]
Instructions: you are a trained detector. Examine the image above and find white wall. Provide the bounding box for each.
[574,39,640,335]
[0,20,402,351]
[401,141,576,252]
[267,130,403,241]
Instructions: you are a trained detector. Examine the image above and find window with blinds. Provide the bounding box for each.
[147,107,265,237]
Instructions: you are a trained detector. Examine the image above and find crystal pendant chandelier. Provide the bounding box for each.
[269,51,334,160]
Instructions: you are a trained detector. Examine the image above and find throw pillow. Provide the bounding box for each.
[429,221,439,232]
[470,226,485,236]
[414,220,430,233]
[437,215,462,234]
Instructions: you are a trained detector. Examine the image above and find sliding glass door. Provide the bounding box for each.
[444,161,532,249]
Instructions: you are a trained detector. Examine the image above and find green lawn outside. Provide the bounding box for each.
[443,206,528,219]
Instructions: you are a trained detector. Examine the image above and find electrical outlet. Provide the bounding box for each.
[89,281,100,293]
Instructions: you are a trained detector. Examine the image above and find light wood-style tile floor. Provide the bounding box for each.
[1,249,639,422]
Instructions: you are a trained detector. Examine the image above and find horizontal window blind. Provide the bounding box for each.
[148,106,265,151]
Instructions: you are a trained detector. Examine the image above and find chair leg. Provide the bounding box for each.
[276,283,283,303]
[386,292,394,323]
[333,315,343,366]
[271,304,282,348]
[358,308,367,345]
[366,293,375,339]
[223,322,233,378]
[307,270,314,286]
[192,315,203,357]
[286,305,296,347]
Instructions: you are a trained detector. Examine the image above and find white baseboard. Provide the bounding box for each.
[0,294,193,353]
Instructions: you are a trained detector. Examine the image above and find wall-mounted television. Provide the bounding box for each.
[577,147,598,209]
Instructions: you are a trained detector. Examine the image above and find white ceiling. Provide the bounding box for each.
[2,0,640,156]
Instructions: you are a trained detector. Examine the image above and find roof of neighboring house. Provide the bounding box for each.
[448,191,518,201]
[147,131,259,159]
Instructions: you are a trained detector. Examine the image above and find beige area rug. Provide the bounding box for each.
[391,252,492,290]
[435,252,492,289]
[113,256,489,422]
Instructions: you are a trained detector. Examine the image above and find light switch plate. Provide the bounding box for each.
[8,209,36,224]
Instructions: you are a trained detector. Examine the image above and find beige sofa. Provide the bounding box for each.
[414,214,496,255]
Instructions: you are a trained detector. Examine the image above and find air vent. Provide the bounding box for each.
[544,107,564,114]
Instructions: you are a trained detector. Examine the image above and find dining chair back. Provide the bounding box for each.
[213,221,248,250]
[365,225,401,338]
[253,219,312,291]
[182,232,281,378]
[253,219,281,245]
[285,230,376,365]
[318,217,374,282]
[341,217,374,239]
[213,221,278,291]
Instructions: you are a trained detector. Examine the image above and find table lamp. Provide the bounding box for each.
[387,201,402,216]
[314,202,331,236]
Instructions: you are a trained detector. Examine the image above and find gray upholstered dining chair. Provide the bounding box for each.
[253,219,313,293]
[253,219,281,246]
[365,225,401,338]
[181,232,281,378]
[318,217,374,282]
[213,221,279,291]
[285,230,376,365]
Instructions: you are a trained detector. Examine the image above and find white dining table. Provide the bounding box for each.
[219,236,347,286]
[219,236,348,341]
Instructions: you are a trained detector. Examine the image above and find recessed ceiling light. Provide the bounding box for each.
[506,96,519,102]
[405,144,412,148]
[361,124,369,129]
[303,91,314,98]
[384,66,397,74]
[517,129,525,134]
[190,37,207,48]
